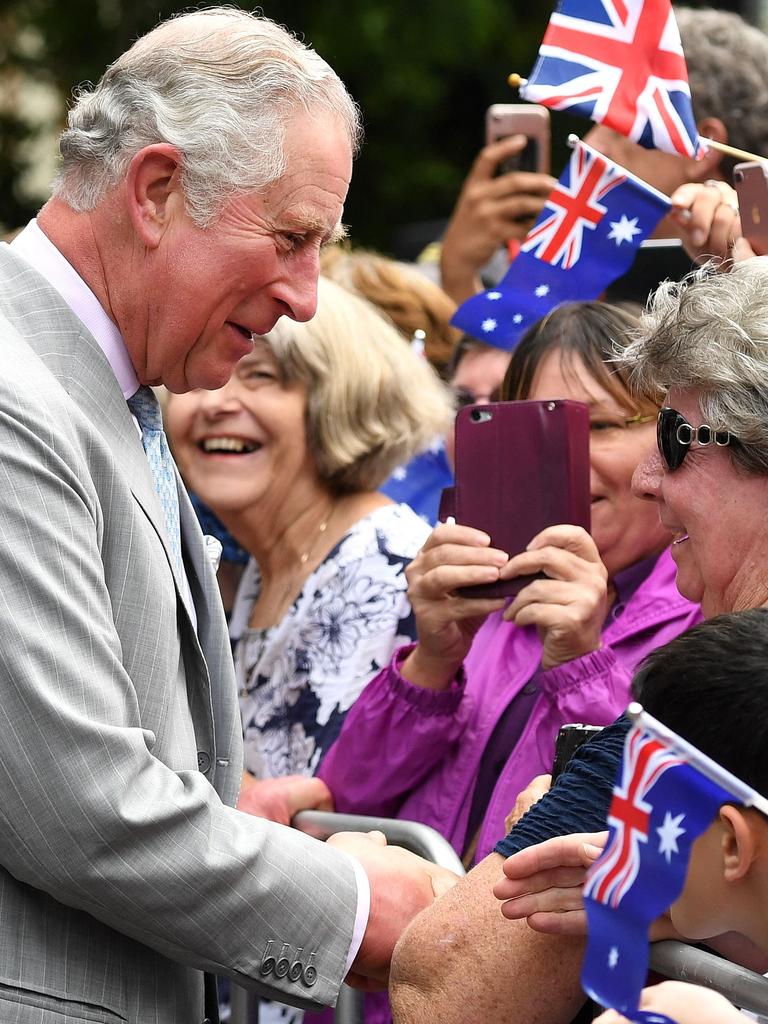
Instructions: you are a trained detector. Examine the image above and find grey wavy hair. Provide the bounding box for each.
[53,7,362,225]
[622,259,768,475]
[676,7,768,174]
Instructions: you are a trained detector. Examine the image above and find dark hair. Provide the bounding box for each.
[445,335,498,381]
[501,301,652,415]
[632,609,768,796]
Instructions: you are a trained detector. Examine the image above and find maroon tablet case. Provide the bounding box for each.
[441,399,591,599]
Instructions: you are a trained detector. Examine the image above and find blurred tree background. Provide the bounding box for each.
[0,0,756,253]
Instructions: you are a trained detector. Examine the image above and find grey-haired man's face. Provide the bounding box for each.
[125,109,352,394]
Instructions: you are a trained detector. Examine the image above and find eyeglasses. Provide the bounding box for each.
[451,385,501,409]
[657,407,733,472]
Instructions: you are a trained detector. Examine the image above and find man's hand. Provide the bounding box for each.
[505,774,552,833]
[440,137,556,304]
[493,831,607,934]
[327,830,459,990]
[236,771,333,826]
[594,980,745,1024]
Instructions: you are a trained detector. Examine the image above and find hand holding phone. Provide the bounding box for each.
[439,108,556,305]
[485,103,551,174]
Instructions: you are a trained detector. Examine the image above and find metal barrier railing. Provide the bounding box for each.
[230,812,465,1024]
[232,818,768,1023]
[292,810,466,874]
[650,940,768,1017]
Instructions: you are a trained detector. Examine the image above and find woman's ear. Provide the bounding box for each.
[125,144,185,248]
[720,804,758,883]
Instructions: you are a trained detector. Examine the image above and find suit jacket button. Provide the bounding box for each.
[197,751,212,773]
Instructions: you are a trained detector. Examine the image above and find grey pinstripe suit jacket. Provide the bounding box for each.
[0,246,358,1023]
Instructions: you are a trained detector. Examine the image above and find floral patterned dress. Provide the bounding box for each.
[230,502,430,780]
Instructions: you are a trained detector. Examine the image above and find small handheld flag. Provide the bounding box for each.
[451,137,670,350]
[519,0,700,158]
[581,703,768,1015]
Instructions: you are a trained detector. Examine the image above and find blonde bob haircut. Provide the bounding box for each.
[320,245,460,372]
[261,276,454,494]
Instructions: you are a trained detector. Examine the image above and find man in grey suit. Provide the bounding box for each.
[0,8,455,1023]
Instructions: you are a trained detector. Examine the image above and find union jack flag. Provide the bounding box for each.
[581,710,748,1014]
[451,139,669,350]
[522,142,626,270]
[520,0,700,158]
[585,730,682,910]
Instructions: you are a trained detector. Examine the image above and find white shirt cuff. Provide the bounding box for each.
[342,853,371,975]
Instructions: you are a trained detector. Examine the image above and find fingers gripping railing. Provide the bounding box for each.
[230,813,465,1024]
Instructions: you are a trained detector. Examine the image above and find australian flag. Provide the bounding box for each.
[519,0,700,158]
[451,138,670,350]
[581,705,768,1016]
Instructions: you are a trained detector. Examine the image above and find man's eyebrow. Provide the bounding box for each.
[281,210,348,247]
[323,222,348,247]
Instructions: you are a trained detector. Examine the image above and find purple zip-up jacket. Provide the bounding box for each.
[319,547,700,864]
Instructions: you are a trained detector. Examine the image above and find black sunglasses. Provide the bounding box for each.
[657,407,733,472]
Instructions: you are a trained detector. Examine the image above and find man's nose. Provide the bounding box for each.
[283,249,321,323]
[632,445,665,501]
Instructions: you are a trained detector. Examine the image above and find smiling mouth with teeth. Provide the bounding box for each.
[200,438,259,454]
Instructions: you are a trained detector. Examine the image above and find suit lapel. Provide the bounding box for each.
[0,246,198,622]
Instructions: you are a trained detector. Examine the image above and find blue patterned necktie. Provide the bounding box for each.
[127,386,183,578]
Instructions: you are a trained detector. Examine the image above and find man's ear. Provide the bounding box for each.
[693,117,730,181]
[720,804,758,883]
[125,144,185,249]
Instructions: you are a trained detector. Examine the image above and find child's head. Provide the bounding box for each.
[633,609,768,945]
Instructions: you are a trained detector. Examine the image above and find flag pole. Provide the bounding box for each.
[700,137,768,165]
[628,702,768,817]
[507,74,528,89]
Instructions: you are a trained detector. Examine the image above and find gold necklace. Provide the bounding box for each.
[299,516,329,565]
[249,505,336,630]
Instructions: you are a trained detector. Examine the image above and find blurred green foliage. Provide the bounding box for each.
[0,0,551,250]
[0,0,744,250]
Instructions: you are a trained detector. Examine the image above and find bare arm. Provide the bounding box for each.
[389,852,588,1024]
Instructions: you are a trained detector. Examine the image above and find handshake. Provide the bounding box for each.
[329,829,460,990]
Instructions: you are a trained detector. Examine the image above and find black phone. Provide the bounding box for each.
[551,724,603,782]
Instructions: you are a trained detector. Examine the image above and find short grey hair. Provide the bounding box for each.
[622,258,768,474]
[262,277,454,494]
[676,6,768,175]
[53,7,362,225]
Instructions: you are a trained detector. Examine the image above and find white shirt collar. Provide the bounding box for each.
[10,219,140,399]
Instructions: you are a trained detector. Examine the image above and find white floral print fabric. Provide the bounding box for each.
[230,503,430,779]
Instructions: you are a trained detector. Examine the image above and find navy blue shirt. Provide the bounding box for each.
[495,716,631,858]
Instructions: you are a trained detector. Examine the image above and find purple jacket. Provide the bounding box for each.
[319,548,701,864]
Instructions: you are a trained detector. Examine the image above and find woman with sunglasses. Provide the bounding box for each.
[389,259,768,1024]
[319,301,700,871]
